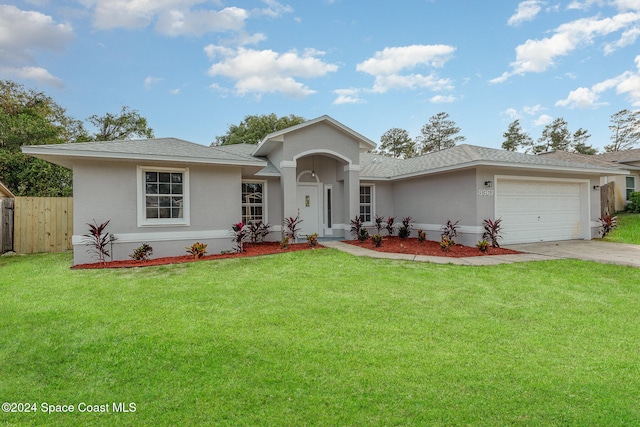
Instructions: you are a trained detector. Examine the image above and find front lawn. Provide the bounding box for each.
[602,212,640,244]
[1,251,639,426]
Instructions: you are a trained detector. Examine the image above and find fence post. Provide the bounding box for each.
[1,198,14,253]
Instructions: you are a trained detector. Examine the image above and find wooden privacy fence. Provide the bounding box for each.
[13,197,73,254]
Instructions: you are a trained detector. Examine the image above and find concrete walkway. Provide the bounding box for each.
[321,239,640,268]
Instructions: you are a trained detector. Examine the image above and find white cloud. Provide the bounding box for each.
[493,11,640,82]
[503,108,521,119]
[357,44,455,75]
[604,26,640,54]
[508,1,544,26]
[205,45,338,98]
[534,114,553,126]
[0,5,73,86]
[333,88,365,105]
[253,0,293,19]
[143,76,163,89]
[430,95,457,103]
[170,88,181,95]
[356,44,455,94]
[523,104,545,115]
[0,66,64,88]
[556,55,640,107]
[81,0,251,36]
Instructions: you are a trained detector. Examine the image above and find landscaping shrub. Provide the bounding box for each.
[186,242,207,258]
[306,233,318,247]
[280,235,290,249]
[440,235,455,251]
[626,191,640,213]
[441,220,460,244]
[417,229,426,242]
[372,233,383,247]
[385,216,396,236]
[130,243,153,261]
[350,215,369,241]
[284,215,303,242]
[598,214,619,237]
[482,218,503,248]
[231,221,247,253]
[247,220,271,244]
[374,215,385,234]
[82,219,115,265]
[476,240,489,252]
[398,216,412,239]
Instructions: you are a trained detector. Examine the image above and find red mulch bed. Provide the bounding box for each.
[72,242,321,269]
[343,236,520,258]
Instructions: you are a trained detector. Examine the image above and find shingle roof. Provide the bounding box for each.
[538,150,624,168]
[360,144,623,179]
[22,138,266,168]
[596,148,640,163]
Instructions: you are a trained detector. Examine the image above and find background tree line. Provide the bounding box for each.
[376,110,640,159]
[0,80,154,196]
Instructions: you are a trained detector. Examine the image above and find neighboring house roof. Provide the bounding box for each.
[361,145,625,180]
[540,149,640,171]
[252,115,377,157]
[0,181,15,198]
[21,138,267,169]
[595,148,640,167]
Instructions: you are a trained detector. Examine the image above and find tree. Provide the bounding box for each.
[535,117,571,153]
[605,109,640,152]
[379,128,416,158]
[416,112,466,154]
[87,106,154,141]
[501,119,533,152]
[213,113,306,146]
[0,80,88,196]
[571,128,597,154]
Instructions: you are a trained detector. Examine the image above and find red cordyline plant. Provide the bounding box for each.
[83,219,114,265]
[231,221,247,253]
[284,215,303,242]
[598,214,618,237]
[482,218,503,248]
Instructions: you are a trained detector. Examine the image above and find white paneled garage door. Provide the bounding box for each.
[496,178,586,244]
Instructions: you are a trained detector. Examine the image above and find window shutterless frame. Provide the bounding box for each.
[137,166,190,227]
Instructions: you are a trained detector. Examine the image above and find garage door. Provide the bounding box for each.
[496,179,584,244]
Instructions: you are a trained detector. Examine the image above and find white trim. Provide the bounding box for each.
[297,170,320,183]
[411,223,483,235]
[293,149,353,166]
[324,184,333,234]
[242,179,268,224]
[359,183,375,224]
[73,229,229,245]
[280,160,296,168]
[73,226,284,245]
[137,166,190,227]
[494,175,591,243]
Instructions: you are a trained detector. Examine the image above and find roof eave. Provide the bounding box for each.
[361,161,628,181]
[21,147,266,168]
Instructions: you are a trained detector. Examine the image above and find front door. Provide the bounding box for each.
[296,184,320,238]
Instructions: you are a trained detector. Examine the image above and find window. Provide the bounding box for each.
[138,167,189,226]
[359,185,373,223]
[242,181,265,224]
[626,176,636,201]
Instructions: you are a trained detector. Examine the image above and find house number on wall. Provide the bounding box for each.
[305,195,310,207]
[478,189,495,196]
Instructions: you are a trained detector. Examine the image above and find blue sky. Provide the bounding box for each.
[2,0,640,151]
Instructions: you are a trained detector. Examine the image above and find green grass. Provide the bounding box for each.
[602,212,640,244]
[1,250,640,426]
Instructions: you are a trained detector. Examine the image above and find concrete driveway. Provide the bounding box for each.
[505,240,640,268]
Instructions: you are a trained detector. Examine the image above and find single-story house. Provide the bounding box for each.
[540,149,639,212]
[22,115,625,265]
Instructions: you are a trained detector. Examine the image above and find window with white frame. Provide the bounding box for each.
[242,181,266,223]
[138,167,189,226]
[359,185,373,223]
[626,176,636,200]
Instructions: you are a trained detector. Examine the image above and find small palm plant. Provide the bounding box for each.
[83,219,115,265]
